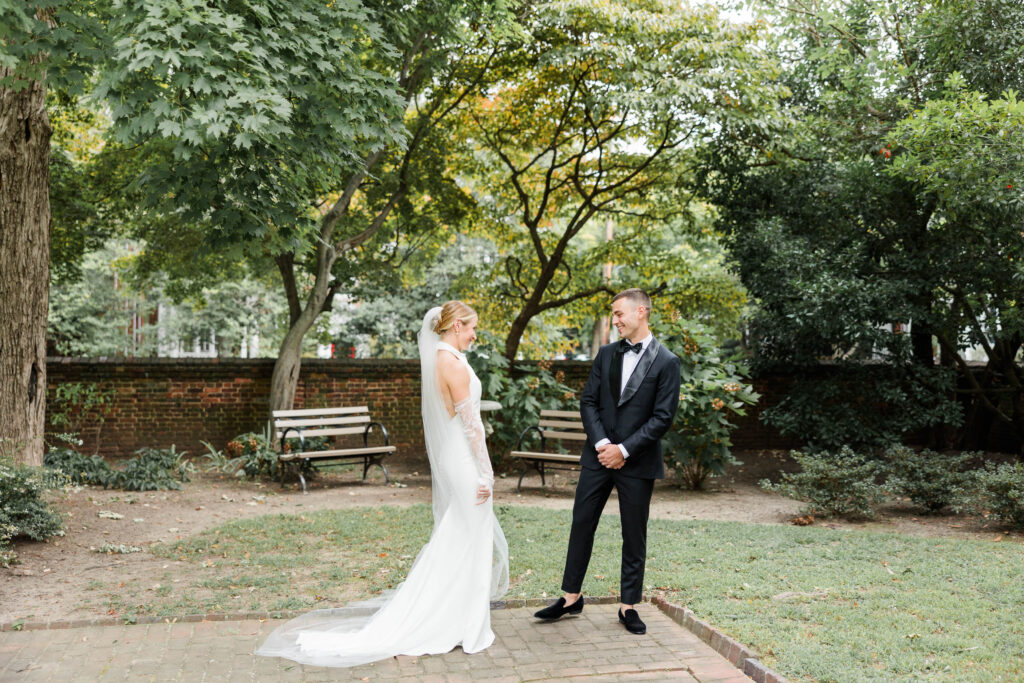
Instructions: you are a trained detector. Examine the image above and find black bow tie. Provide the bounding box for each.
[618,340,644,355]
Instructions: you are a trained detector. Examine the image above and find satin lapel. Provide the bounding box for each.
[610,346,623,403]
[617,338,661,407]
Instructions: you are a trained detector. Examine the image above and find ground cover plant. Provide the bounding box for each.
[44,445,192,491]
[71,504,1024,682]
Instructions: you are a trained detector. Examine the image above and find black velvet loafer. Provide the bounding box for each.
[618,608,646,634]
[533,596,584,620]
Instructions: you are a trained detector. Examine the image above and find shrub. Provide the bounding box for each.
[110,446,193,491]
[44,445,192,491]
[466,338,577,463]
[882,445,973,512]
[44,447,114,486]
[0,455,68,567]
[761,447,886,519]
[226,426,280,479]
[761,363,962,452]
[957,462,1024,529]
[660,318,759,489]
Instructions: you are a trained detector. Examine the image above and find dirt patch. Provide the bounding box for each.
[2,450,1017,624]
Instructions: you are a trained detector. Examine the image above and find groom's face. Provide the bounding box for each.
[612,299,645,341]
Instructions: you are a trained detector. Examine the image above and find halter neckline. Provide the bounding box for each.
[437,341,465,357]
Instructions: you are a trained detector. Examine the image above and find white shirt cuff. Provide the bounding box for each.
[595,438,629,459]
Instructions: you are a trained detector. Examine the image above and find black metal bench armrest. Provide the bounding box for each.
[515,424,544,450]
[279,426,304,454]
[363,421,391,448]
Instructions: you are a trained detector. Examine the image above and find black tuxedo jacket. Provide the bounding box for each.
[579,337,682,480]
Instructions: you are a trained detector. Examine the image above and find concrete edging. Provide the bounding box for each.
[651,595,788,683]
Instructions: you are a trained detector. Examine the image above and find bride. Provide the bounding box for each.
[256,301,509,667]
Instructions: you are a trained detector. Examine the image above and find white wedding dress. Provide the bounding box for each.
[256,308,509,668]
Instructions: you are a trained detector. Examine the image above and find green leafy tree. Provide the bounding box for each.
[701,0,1024,451]
[450,0,785,360]
[49,239,291,358]
[889,85,1024,447]
[93,0,516,413]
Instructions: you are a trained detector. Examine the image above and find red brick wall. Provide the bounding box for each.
[46,358,424,462]
[45,357,796,464]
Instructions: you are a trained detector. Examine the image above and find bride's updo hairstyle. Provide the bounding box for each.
[432,300,477,335]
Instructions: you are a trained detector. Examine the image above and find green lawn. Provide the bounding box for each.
[128,505,1023,682]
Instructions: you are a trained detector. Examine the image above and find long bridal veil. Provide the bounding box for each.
[255,306,508,668]
[419,306,509,598]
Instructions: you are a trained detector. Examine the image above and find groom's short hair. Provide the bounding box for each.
[613,288,652,315]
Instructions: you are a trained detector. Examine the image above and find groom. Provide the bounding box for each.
[534,288,681,635]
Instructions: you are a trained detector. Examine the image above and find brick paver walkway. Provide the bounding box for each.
[0,605,750,682]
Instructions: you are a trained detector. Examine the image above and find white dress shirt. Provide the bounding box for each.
[595,333,654,460]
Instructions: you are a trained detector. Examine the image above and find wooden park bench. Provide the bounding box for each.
[273,406,395,493]
[510,409,585,492]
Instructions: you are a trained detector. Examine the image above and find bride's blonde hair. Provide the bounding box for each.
[432,300,477,335]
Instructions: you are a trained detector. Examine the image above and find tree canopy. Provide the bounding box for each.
[449,0,785,359]
[700,0,1024,451]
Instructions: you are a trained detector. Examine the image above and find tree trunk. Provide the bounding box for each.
[0,71,51,466]
[269,326,306,413]
[268,244,334,413]
[504,306,536,361]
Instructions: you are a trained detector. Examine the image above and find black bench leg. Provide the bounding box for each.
[298,460,308,494]
[362,456,391,484]
[279,460,295,489]
[516,460,544,493]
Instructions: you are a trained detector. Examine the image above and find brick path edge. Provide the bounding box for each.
[651,595,789,683]
[0,596,621,632]
[0,592,785,682]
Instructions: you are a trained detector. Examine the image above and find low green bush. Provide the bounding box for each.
[882,445,973,513]
[957,461,1024,529]
[225,427,280,479]
[44,445,191,491]
[0,455,68,567]
[110,446,193,491]
[760,447,886,519]
[44,447,114,486]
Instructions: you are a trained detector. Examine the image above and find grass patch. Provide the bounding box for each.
[90,505,1023,681]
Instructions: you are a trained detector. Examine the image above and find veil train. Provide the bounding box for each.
[255,306,508,667]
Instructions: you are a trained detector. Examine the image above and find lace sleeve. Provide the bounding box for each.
[454,397,494,489]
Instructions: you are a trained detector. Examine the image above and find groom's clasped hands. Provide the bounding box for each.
[595,443,626,469]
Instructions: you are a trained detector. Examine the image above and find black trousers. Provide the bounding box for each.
[560,465,654,605]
